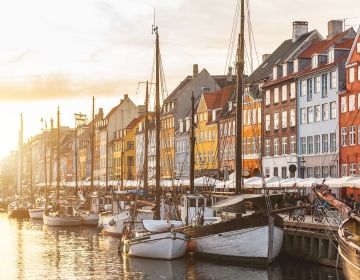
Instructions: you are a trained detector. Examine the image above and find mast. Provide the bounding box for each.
[49,118,53,203]
[91,96,95,193]
[17,113,23,197]
[43,121,47,203]
[56,107,60,201]
[74,115,78,193]
[153,24,161,220]
[120,143,124,190]
[235,0,245,195]
[105,130,108,189]
[190,93,195,194]
[144,81,149,193]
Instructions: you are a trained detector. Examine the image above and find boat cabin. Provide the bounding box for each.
[180,194,215,225]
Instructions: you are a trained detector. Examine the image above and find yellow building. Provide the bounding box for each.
[195,86,233,176]
[160,111,175,179]
[112,116,143,182]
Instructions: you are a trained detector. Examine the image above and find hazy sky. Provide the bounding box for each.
[0,0,359,159]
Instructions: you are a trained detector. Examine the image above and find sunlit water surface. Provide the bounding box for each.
[0,213,344,279]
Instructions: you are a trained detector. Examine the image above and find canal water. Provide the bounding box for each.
[0,213,344,280]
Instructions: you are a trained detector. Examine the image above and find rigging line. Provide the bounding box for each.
[224,0,240,74]
[245,0,260,66]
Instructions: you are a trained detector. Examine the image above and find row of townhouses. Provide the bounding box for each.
[19,20,360,185]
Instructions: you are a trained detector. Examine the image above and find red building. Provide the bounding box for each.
[339,26,360,181]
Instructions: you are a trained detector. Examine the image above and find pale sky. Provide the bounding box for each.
[0,0,359,159]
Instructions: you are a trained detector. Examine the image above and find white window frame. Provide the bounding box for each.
[315,76,321,94]
[300,108,306,124]
[349,67,355,83]
[322,103,329,121]
[301,80,306,97]
[282,85,287,102]
[282,137,287,155]
[330,102,337,119]
[330,133,336,153]
[314,135,320,154]
[265,139,270,157]
[282,111,287,128]
[341,96,347,113]
[330,71,337,89]
[350,125,356,146]
[307,107,314,123]
[342,164,348,177]
[265,115,270,131]
[274,88,279,104]
[290,109,296,127]
[341,127,348,147]
[274,138,279,156]
[290,82,296,99]
[349,95,355,111]
[274,113,279,130]
[265,90,270,106]
[314,105,321,122]
[290,135,296,154]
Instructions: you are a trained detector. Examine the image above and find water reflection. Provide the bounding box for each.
[0,213,345,280]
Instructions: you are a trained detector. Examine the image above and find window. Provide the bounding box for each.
[300,108,306,124]
[307,136,313,154]
[265,90,270,105]
[265,115,270,131]
[307,78,313,101]
[281,167,287,179]
[127,141,134,150]
[312,55,318,68]
[265,139,270,156]
[330,166,337,177]
[307,107,314,123]
[328,48,334,63]
[322,103,329,121]
[257,108,261,124]
[274,167,278,177]
[330,102,337,119]
[349,95,355,111]
[357,42,360,53]
[350,163,356,175]
[274,113,279,130]
[301,80,306,97]
[307,167,314,178]
[265,167,270,177]
[300,137,306,154]
[282,111,287,128]
[342,164,348,177]
[282,137,287,155]
[315,76,321,94]
[314,135,320,154]
[274,88,279,103]
[322,74,328,97]
[290,136,296,154]
[330,71,337,89]
[322,166,329,178]
[341,127,348,146]
[282,85,287,102]
[350,126,356,145]
[349,67,355,83]
[322,134,329,153]
[273,67,278,79]
[314,105,321,122]
[294,59,299,73]
[290,82,296,99]
[290,109,296,127]
[341,96,347,113]
[314,166,321,178]
[274,138,279,155]
[330,133,336,153]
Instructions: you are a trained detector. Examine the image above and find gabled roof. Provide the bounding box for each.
[105,95,136,120]
[345,25,360,65]
[298,29,355,59]
[203,85,234,110]
[247,30,320,84]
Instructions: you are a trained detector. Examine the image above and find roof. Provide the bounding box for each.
[126,116,143,129]
[203,85,234,110]
[247,30,319,84]
[298,29,355,59]
[345,25,360,65]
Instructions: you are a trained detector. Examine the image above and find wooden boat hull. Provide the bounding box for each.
[29,208,44,219]
[43,212,81,226]
[338,217,360,280]
[180,213,284,264]
[123,231,188,260]
[8,208,30,219]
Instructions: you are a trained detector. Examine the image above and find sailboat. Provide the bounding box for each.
[313,184,360,280]
[8,113,31,219]
[43,107,81,226]
[120,25,187,260]
[177,0,284,264]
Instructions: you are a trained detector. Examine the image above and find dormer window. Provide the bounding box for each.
[283,64,287,76]
[212,110,217,122]
[273,66,278,80]
[293,59,299,73]
[311,54,318,68]
[179,119,183,133]
[328,48,334,64]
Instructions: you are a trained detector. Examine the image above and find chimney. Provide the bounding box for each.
[262,54,270,62]
[226,66,233,82]
[193,64,199,78]
[98,108,104,119]
[327,20,343,39]
[292,21,308,42]
[124,94,129,99]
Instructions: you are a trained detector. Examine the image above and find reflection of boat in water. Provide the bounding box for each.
[313,183,359,280]
[7,199,31,219]
[121,254,187,279]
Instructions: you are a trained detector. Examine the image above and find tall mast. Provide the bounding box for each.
[190,93,195,194]
[153,24,161,220]
[91,96,95,192]
[56,106,60,201]
[49,118,53,201]
[105,130,108,189]
[74,115,78,192]
[144,81,149,193]
[235,0,245,195]
[43,121,47,203]
[17,113,23,197]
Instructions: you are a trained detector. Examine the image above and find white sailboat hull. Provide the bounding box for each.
[74,209,99,226]
[43,212,81,226]
[98,211,131,236]
[29,208,44,219]
[189,226,283,262]
[124,231,187,260]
